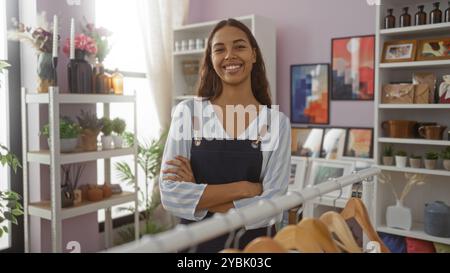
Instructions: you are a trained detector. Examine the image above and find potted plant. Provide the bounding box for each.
[100,117,113,150]
[441,147,450,171]
[40,118,82,153]
[395,150,408,168]
[409,154,422,169]
[424,151,439,170]
[77,110,103,151]
[112,117,126,148]
[382,145,394,166]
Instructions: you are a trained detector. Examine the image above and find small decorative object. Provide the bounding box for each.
[382,145,394,166]
[111,68,124,95]
[73,189,82,205]
[384,8,396,29]
[288,156,308,191]
[430,2,443,24]
[40,118,82,153]
[100,117,113,149]
[343,128,373,159]
[331,35,375,100]
[196,38,203,50]
[382,120,417,138]
[381,84,414,104]
[379,172,426,231]
[417,38,450,61]
[381,40,417,63]
[441,147,450,171]
[182,60,200,95]
[446,1,450,22]
[395,150,408,168]
[290,64,329,124]
[7,13,59,93]
[61,163,86,208]
[174,41,181,52]
[87,185,103,202]
[400,7,411,27]
[424,201,450,238]
[102,184,113,198]
[93,63,111,94]
[188,39,195,51]
[181,40,188,51]
[439,75,450,103]
[424,151,439,169]
[415,5,427,25]
[418,125,447,140]
[112,117,126,148]
[78,184,89,201]
[291,127,323,157]
[413,84,430,104]
[409,154,422,168]
[76,110,103,151]
[413,72,436,103]
[110,184,122,194]
[320,128,346,159]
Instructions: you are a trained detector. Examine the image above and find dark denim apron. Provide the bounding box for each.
[180,137,273,253]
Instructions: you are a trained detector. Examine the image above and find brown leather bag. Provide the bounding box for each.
[382,84,414,104]
[414,84,430,104]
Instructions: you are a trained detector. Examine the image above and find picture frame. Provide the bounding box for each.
[381,40,417,63]
[291,127,324,157]
[289,156,308,191]
[416,38,450,61]
[343,128,373,159]
[320,127,347,159]
[290,64,329,124]
[306,158,355,199]
[331,35,375,100]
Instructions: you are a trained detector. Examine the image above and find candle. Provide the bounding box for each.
[70,18,75,59]
[52,15,58,58]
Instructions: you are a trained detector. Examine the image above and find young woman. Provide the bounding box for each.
[159,18,290,253]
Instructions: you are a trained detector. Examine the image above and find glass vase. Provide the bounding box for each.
[68,49,93,93]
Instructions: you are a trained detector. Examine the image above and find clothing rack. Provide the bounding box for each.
[107,167,380,253]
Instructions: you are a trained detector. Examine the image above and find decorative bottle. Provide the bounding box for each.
[93,63,111,94]
[430,2,443,24]
[446,1,450,22]
[415,5,427,25]
[400,7,411,27]
[384,8,396,29]
[68,49,93,93]
[111,69,124,95]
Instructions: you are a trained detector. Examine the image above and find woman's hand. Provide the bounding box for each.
[239,181,263,198]
[162,155,195,183]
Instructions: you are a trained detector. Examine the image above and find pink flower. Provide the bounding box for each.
[63,33,97,57]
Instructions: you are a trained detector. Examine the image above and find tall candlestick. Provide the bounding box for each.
[70,18,75,60]
[52,15,58,58]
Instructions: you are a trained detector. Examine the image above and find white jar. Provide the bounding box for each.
[181,40,188,51]
[174,41,181,52]
[196,38,203,50]
[188,39,195,51]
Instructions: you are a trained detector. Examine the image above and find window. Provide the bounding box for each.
[95,0,159,225]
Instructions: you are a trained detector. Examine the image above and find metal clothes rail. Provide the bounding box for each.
[107,167,380,253]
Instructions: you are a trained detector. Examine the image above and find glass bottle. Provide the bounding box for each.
[415,5,427,25]
[400,7,411,27]
[68,49,93,93]
[430,2,442,24]
[111,69,124,95]
[93,63,111,94]
[445,1,450,22]
[384,8,396,29]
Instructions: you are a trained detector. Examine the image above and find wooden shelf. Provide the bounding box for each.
[378,224,450,245]
[379,60,450,69]
[378,138,450,146]
[380,22,450,37]
[27,147,135,165]
[379,165,450,177]
[379,104,450,109]
[28,192,136,220]
[26,93,135,104]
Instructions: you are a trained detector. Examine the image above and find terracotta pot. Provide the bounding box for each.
[383,156,394,166]
[409,158,422,169]
[443,160,450,171]
[81,129,99,151]
[418,125,447,140]
[382,120,417,138]
[102,184,113,198]
[87,186,103,202]
[78,185,89,201]
[424,159,437,170]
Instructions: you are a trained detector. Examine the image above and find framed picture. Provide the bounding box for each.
[290,64,329,124]
[381,40,417,63]
[331,35,375,100]
[320,128,347,159]
[289,156,308,191]
[291,127,324,157]
[306,159,355,199]
[343,128,373,159]
[417,38,450,61]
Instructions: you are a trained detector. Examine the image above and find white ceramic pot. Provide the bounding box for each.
[48,138,78,153]
[113,135,123,149]
[101,135,114,150]
[382,156,394,166]
[443,159,450,171]
[424,159,437,170]
[395,156,408,168]
[409,158,422,169]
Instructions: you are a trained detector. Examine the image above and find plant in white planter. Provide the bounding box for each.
[441,147,450,171]
[409,154,422,169]
[382,145,394,166]
[395,150,408,168]
[424,151,439,170]
[379,172,426,231]
[40,118,82,153]
[112,117,126,149]
[100,117,113,150]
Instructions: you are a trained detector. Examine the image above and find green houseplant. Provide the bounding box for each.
[409,154,422,169]
[111,118,126,149]
[395,150,408,168]
[40,117,82,152]
[425,151,439,170]
[441,147,450,171]
[382,145,394,166]
[77,110,103,151]
[100,117,113,150]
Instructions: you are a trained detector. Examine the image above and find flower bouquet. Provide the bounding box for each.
[82,22,112,64]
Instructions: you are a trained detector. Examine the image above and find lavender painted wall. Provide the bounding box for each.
[188,0,376,127]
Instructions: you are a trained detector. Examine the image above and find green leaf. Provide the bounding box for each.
[0,227,3,237]
[0,216,4,224]
[3,226,8,233]
[12,208,23,216]
[3,211,13,221]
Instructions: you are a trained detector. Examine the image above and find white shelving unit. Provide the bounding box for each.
[172,14,277,106]
[21,87,140,253]
[374,0,450,246]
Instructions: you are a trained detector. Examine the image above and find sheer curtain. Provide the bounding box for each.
[136,0,189,131]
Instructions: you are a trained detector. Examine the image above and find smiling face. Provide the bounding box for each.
[210,26,256,88]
